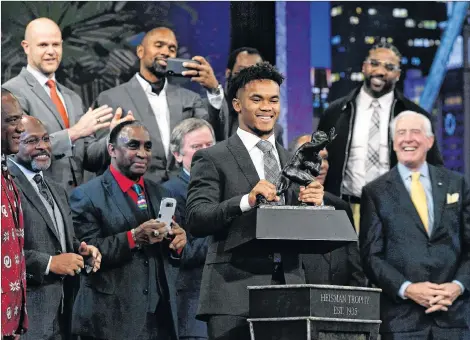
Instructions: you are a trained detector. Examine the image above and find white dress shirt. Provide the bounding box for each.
[136,73,224,158]
[342,87,393,197]
[236,128,281,212]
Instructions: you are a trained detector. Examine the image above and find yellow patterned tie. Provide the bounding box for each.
[410,172,429,232]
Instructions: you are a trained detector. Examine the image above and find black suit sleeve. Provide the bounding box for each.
[359,186,408,300]
[70,186,133,270]
[186,150,244,237]
[455,178,470,290]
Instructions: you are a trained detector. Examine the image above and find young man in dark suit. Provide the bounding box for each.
[186,62,325,340]
[70,121,187,340]
[95,27,225,183]
[7,115,101,340]
[360,111,470,339]
[163,118,216,340]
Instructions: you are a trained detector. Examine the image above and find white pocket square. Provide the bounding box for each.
[446,193,459,204]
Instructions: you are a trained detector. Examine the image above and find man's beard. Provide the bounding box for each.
[364,75,395,98]
[30,153,51,172]
[150,59,167,78]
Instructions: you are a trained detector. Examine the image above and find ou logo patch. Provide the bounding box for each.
[4,255,12,268]
[1,205,8,217]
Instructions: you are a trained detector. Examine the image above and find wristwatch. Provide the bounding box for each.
[209,84,222,96]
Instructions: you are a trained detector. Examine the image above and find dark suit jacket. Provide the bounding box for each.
[302,192,365,286]
[359,164,470,333]
[163,169,209,338]
[95,75,225,183]
[186,134,306,320]
[69,170,181,339]
[3,68,107,191]
[7,159,80,340]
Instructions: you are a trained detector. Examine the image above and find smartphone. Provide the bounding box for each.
[157,197,177,233]
[166,58,201,77]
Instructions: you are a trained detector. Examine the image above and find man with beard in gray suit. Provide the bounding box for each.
[95,27,225,183]
[7,115,101,340]
[3,17,132,192]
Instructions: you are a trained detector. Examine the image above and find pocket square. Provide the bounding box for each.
[446,193,459,204]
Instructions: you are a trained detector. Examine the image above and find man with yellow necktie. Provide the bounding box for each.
[359,111,470,340]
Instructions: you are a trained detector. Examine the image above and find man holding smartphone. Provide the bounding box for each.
[95,26,226,184]
[69,120,187,340]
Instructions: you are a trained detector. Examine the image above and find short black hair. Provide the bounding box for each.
[108,120,146,144]
[226,47,263,71]
[1,88,19,116]
[368,42,402,62]
[228,61,284,101]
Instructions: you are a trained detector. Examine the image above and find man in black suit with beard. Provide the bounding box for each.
[186,62,325,340]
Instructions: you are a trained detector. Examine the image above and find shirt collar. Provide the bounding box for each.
[27,64,57,87]
[135,73,168,96]
[359,86,394,109]
[110,165,145,193]
[397,161,429,181]
[236,127,277,153]
[9,158,43,183]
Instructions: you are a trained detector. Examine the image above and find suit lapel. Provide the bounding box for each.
[386,167,429,238]
[226,134,260,189]
[7,159,60,241]
[429,164,447,237]
[21,68,66,129]
[166,83,183,133]
[125,76,166,161]
[46,179,74,251]
[143,179,163,219]
[276,142,290,168]
[166,83,183,167]
[102,170,139,229]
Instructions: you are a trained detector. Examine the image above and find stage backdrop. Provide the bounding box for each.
[1,1,230,108]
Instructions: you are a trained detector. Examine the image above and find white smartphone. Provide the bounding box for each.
[157,197,177,234]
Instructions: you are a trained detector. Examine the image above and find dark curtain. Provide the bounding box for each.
[229,1,276,65]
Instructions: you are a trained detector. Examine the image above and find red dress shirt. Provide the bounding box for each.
[1,161,28,336]
[110,165,145,249]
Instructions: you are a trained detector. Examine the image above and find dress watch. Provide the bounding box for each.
[209,84,222,96]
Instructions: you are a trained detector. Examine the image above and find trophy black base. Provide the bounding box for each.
[224,206,358,254]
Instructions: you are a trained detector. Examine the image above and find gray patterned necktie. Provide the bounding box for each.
[256,140,280,184]
[256,140,284,206]
[33,174,54,208]
[256,140,283,265]
[365,100,381,182]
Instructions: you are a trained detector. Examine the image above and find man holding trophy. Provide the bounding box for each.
[186,62,327,340]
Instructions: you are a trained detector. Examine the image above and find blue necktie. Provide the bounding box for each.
[132,184,147,210]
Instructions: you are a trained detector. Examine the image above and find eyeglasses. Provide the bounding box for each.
[365,59,400,72]
[20,136,51,146]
